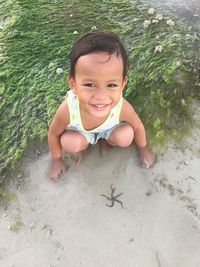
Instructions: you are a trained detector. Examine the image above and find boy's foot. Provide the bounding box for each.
[71,146,90,165]
[99,139,113,157]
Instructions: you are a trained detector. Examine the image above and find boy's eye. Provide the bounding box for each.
[108,84,118,88]
[83,83,95,88]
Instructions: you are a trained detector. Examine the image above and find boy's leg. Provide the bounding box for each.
[60,130,89,154]
[107,124,134,147]
[98,139,113,156]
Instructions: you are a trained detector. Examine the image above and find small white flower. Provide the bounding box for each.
[0,20,5,29]
[166,19,175,26]
[73,31,78,34]
[70,14,73,17]
[91,26,97,30]
[147,8,155,15]
[48,62,54,68]
[152,19,159,23]
[155,14,163,20]
[143,20,151,28]
[56,68,63,75]
[181,99,187,106]
[154,46,163,53]
[185,34,191,39]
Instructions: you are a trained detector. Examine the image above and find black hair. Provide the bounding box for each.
[69,32,128,78]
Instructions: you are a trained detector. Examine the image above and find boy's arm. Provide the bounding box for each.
[48,99,70,180]
[120,99,155,167]
[120,99,146,147]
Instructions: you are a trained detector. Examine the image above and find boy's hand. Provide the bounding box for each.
[138,146,155,168]
[49,157,66,181]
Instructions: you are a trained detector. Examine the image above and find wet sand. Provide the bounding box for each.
[0,101,200,267]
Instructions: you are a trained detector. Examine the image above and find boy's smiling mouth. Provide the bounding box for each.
[90,103,111,109]
[93,104,109,108]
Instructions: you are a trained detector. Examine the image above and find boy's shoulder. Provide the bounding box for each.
[55,98,69,118]
[121,98,135,110]
[120,98,137,119]
[66,89,76,98]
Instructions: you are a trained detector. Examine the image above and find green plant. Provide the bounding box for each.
[0,0,199,183]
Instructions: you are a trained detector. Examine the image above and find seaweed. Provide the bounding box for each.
[0,0,199,183]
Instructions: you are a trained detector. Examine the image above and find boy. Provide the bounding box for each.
[48,32,154,181]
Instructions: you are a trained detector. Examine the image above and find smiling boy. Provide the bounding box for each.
[48,32,154,181]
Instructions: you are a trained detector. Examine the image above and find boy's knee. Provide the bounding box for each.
[60,131,88,154]
[108,124,134,147]
[118,126,134,147]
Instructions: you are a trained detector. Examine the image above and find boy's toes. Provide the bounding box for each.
[71,149,89,165]
[99,139,113,157]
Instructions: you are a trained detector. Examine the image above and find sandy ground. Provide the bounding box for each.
[0,101,200,267]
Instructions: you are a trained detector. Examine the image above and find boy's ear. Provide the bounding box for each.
[67,75,77,93]
[122,76,128,91]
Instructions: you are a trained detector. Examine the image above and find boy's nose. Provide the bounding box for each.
[93,87,107,100]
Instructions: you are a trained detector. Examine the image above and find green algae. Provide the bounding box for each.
[9,215,22,233]
[0,185,17,205]
[0,0,200,183]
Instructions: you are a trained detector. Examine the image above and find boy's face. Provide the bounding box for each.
[68,52,127,118]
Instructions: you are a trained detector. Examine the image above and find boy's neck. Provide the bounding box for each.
[79,106,110,131]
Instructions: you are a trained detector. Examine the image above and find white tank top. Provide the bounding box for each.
[66,90,123,133]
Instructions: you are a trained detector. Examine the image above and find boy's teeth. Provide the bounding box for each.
[95,104,106,108]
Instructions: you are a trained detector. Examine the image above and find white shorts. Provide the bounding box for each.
[66,122,126,145]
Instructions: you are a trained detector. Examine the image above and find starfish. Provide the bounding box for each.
[101,184,124,208]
